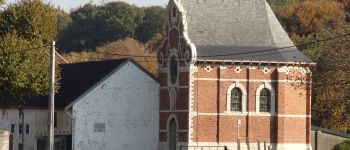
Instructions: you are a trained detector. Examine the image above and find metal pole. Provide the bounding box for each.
[48,41,55,150]
[237,120,240,139]
[237,119,241,150]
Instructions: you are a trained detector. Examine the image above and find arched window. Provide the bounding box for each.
[169,56,178,85]
[169,119,177,150]
[259,88,271,112]
[230,88,242,112]
[226,82,247,113]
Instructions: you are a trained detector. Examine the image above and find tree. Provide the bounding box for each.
[136,6,166,43]
[57,2,144,52]
[62,38,158,75]
[312,34,350,132]
[334,141,350,150]
[55,9,72,39]
[0,0,57,44]
[96,38,158,75]
[0,0,58,106]
[267,0,300,6]
[273,0,345,36]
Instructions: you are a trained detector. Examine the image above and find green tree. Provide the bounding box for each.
[136,6,166,43]
[0,0,57,43]
[55,9,72,38]
[57,2,144,52]
[334,141,350,150]
[0,0,58,106]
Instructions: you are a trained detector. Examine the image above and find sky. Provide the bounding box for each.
[5,0,168,12]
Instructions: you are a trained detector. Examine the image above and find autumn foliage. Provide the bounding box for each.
[62,38,158,76]
[269,0,350,133]
[272,0,345,36]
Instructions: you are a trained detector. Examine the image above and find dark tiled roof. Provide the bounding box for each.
[196,46,312,63]
[23,59,129,108]
[177,0,312,63]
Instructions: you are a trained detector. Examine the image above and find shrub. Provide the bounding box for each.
[334,141,350,150]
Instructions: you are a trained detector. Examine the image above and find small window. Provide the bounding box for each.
[54,112,57,128]
[230,88,242,112]
[26,124,29,134]
[18,143,23,150]
[94,123,106,132]
[169,56,178,85]
[19,124,22,134]
[172,6,177,17]
[11,124,14,133]
[260,88,271,112]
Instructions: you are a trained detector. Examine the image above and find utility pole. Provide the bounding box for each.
[48,41,55,150]
[237,119,241,150]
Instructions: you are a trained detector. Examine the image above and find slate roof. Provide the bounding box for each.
[178,0,313,63]
[22,59,129,108]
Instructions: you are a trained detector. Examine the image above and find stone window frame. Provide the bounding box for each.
[226,81,247,114]
[255,82,276,115]
[169,88,177,111]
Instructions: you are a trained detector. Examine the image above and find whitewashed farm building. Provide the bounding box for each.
[0,59,159,150]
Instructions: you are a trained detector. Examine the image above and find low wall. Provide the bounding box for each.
[312,126,350,150]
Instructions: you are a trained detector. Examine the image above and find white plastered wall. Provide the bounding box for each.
[0,108,71,150]
[72,62,159,150]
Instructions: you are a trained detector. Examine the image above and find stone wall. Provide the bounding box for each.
[312,127,350,150]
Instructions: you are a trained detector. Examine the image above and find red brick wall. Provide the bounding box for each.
[158,4,192,143]
[190,65,311,144]
[158,3,312,146]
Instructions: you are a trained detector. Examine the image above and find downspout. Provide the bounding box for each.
[18,106,24,150]
[65,108,74,150]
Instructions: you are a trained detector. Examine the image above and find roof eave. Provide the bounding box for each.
[195,59,316,66]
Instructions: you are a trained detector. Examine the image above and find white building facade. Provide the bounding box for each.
[0,108,72,150]
[66,60,159,150]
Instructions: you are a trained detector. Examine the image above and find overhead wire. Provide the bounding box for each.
[66,31,350,61]
[0,45,50,56]
[0,31,349,62]
[60,35,350,63]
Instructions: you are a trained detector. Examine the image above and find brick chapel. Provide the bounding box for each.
[158,0,315,150]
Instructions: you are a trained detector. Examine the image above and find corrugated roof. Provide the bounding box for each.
[177,0,312,63]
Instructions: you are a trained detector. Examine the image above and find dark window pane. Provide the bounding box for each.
[231,88,242,112]
[172,7,177,17]
[260,88,271,112]
[11,124,14,133]
[19,124,22,134]
[26,124,29,134]
[18,143,23,150]
[54,112,57,128]
[170,56,178,84]
[169,119,177,150]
